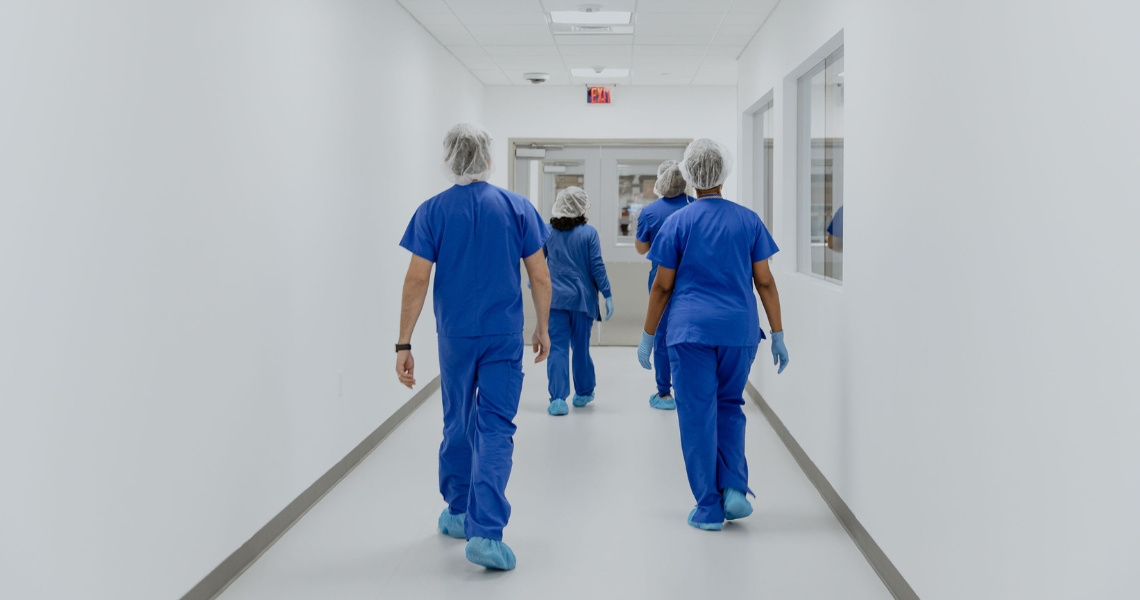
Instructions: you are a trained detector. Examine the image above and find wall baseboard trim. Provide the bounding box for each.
[180,376,442,600]
[745,383,920,600]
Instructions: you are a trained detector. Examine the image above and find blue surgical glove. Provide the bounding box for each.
[638,330,655,370]
[605,296,614,321]
[771,331,789,374]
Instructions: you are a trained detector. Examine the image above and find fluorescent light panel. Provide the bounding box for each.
[550,11,632,25]
[571,68,629,77]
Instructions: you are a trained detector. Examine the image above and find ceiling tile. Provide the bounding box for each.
[555,34,634,46]
[425,25,478,45]
[633,45,708,57]
[715,23,762,37]
[727,0,780,14]
[634,34,714,45]
[633,56,704,69]
[445,0,544,13]
[464,24,552,36]
[704,44,746,58]
[632,71,699,85]
[484,45,562,56]
[446,45,489,57]
[635,23,720,36]
[493,56,567,70]
[558,44,634,56]
[398,0,452,15]
[634,13,724,26]
[411,11,464,26]
[564,55,633,69]
[456,12,549,25]
[636,0,734,13]
[470,69,513,85]
[541,0,635,11]
[474,32,556,46]
[712,34,754,45]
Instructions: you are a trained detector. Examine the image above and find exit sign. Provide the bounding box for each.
[587,87,612,104]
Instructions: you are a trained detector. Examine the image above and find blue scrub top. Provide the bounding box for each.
[635,195,694,291]
[827,205,844,238]
[647,197,779,347]
[400,182,551,337]
[545,224,612,321]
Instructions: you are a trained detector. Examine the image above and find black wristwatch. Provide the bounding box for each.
[395,343,412,353]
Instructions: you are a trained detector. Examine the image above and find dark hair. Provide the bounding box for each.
[550,215,588,231]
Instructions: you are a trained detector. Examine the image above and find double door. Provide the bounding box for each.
[514,143,687,346]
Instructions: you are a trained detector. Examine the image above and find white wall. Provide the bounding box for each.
[483,85,739,201]
[0,2,482,598]
[738,0,1140,598]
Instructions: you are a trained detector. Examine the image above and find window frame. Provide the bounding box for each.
[796,44,845,284]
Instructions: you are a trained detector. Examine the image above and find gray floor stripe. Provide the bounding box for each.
[180,376,441,600]
[746,382,920,600]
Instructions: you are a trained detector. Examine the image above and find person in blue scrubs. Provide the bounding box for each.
[542,186,613,416]
[635,160,693,411]
[637,139,790,531]
[397,123,552,570]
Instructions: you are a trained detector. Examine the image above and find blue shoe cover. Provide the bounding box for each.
[649,393,676,410]
[438,509,466,539]
[723,488,753,521]
[547,398,569,416]
[687,508,723,531]
[571,393,594,407]
[465,537,516,570]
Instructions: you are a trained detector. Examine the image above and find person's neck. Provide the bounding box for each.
[696,187,722,198]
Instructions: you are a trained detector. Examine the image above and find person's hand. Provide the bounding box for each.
[396,350,416,388]
[771,331,789,374]
[637,330,655,370]
[605,296,615,322]
[531,329,551,363]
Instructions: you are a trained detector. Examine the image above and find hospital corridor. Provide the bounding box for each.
[2,1,1138,600]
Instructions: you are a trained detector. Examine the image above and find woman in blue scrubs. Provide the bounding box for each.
[635,160,693,411]
[543,186,613,416]
[637,139,790,531]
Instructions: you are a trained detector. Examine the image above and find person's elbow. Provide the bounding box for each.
[651,279,674,296]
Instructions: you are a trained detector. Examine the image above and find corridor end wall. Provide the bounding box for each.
[738,0,1140,598]
[0,1,482,598]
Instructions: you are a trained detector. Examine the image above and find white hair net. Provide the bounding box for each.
[654,159,688,198]
[679,138,734,191]
[552,186,590,218]
[442,123,494,185]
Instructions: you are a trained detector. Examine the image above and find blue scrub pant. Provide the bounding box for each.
[546,308,596,401]
[654,304,673,397]
[438,334,524,541]
[668,343,757,524]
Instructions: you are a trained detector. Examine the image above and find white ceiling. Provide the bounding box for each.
[396,0,779,86]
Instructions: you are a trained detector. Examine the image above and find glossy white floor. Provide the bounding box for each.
[218,347,891,600]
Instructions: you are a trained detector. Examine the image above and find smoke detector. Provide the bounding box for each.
[523,72,550,84]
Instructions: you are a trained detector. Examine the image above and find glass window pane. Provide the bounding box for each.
[800,46,844,282]
[753,101,775,231]
[616,162,660,243]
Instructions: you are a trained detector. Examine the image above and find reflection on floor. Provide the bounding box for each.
[218,347,891,600]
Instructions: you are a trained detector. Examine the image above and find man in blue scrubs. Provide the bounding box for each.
[827,205,844,252]
[638,139,790,531]
[397,123,552,570]
[634,160,693,411]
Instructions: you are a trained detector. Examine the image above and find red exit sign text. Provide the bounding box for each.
[587,87,612,104]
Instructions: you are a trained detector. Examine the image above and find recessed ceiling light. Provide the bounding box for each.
[550,11,632,25]
[571,68,629,78]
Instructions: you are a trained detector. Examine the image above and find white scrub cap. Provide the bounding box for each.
[679,138,734,191]
[552,186,590,218]
[654,159,688,198]
[442,123,494,186]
